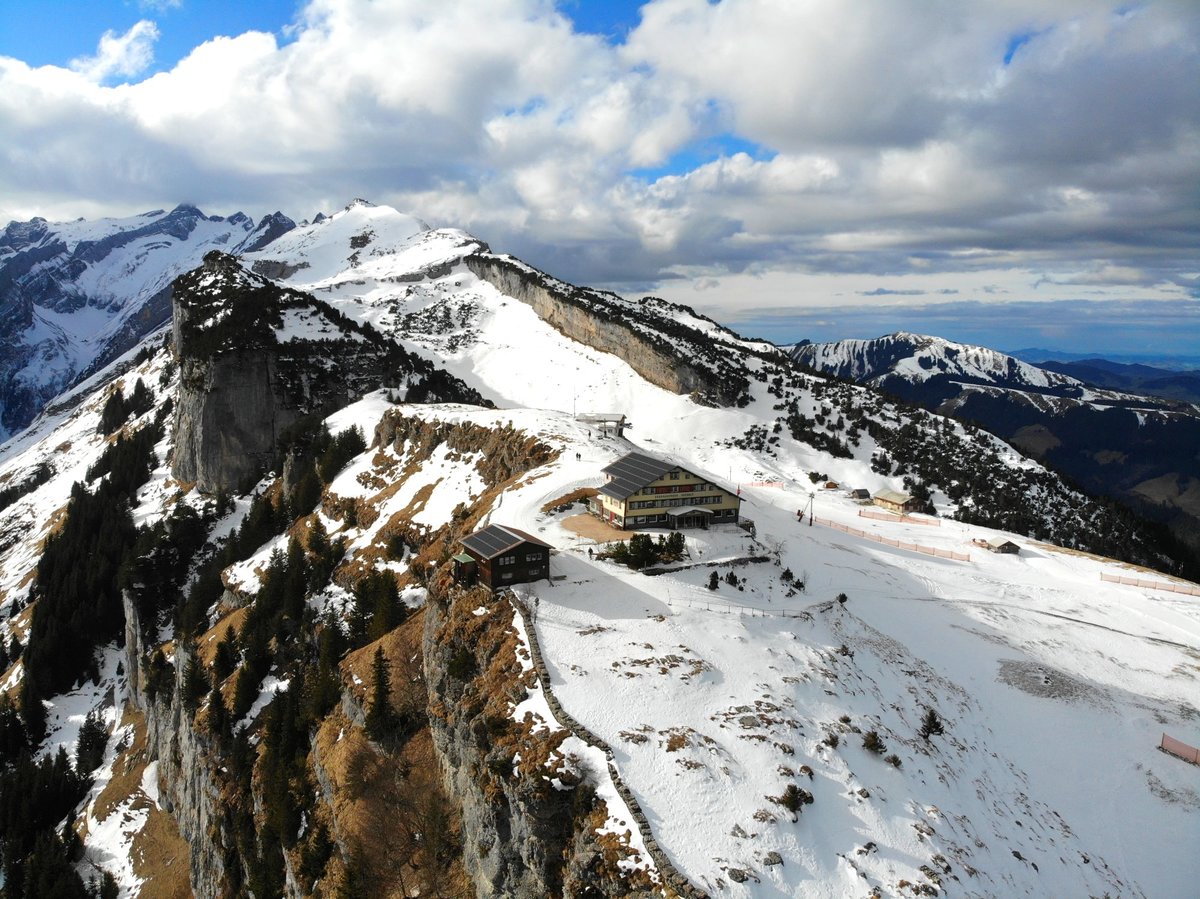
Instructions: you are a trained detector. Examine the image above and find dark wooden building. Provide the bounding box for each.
[453,524,552,590]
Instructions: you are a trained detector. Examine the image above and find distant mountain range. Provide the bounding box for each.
[1009,347,1200,373]
[0,204,296,440]
[1036,358,1200,405]
[793,332,1200,565]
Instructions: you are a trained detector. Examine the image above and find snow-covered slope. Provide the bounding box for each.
[1,205,1196,897]
[0,204,296,439]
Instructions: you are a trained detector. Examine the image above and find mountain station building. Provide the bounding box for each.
[592,451,741,530]
[453,525,552,590]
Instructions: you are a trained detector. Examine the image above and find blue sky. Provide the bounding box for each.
[0,1,299,73]
[0,0,1196,356]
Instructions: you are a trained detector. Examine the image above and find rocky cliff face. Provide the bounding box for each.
[465,254,754,407]
[423,583,663,898]
[171,252,483,493]
[124,591,229,899]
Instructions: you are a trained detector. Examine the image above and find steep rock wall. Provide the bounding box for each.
[464,254,746,406]
[124,591,229,899]
[423,583,664,898]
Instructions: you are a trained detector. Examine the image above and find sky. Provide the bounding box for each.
[0,0,1197,357]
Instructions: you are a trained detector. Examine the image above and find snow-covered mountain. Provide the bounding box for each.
[793,332,1200,576]
[0,204,296,440]
[792,331,1086,394]
[0,207,1197,898]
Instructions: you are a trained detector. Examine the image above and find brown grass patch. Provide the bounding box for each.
[561,513,634,543]
[540,487,598,515]
[195,607,248,668]
[314,711,471,898]
[88,705,192,898]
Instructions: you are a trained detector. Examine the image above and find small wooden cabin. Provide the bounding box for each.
[454,525,552,590]
[873,489,920,514]
[985,537,1020,554]
[848,488,871,501]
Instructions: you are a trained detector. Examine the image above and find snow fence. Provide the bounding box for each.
[1160,733,1200,765]
[814,517,970,562]
[1101,572,1200,597]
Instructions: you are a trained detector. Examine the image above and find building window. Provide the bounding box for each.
[525,552,542,561]
[498,554,515,565]
[669,471,679,480]
[501,572,514,581]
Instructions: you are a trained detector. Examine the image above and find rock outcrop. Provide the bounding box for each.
[171,252,483,493]
[465,253,753,407]
[123,591,229,899]
[423,584,664,898]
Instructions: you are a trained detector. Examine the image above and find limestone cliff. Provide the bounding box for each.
[423,582,665,898]
[464,253,754,407]
[124,591,229,899]
[171,251,483,493]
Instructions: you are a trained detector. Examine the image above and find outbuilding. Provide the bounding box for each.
[454,524,553,590]
[873,488,920,514]
[985,537,1020,554]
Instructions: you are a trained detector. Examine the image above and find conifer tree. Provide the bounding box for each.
[365,647,392,741]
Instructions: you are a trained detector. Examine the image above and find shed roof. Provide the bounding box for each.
[461,524,552,560]
[599,451,677,500]
[873,488,912,505]
[986,537,1019,549]
[665,506,714,517]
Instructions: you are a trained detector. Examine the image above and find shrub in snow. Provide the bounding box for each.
[885,754,902,768]
[862,730,887,754]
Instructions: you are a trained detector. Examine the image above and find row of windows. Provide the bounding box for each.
[499,566,544,581]
[496,551,544,566]
[630,495,729,509]
[627,509,738,525]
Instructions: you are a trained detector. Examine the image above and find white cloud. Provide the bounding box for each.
[68,20,160,83]
[0,0,1195,326]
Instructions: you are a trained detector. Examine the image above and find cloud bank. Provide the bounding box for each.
[1,0,1197,340]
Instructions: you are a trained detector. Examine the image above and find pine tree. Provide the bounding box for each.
[182,656,209,713]
[364,647,392,741]
[919,708,945,742]
[75,710,108,774]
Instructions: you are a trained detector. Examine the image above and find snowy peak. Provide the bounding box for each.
[244,202,449,285]
[793,331,1083,392]
[0,205,292,440]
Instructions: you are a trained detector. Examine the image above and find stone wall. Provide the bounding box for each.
[510,595,710,899]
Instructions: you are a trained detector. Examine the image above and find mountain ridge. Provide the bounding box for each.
[0,206,1196,898]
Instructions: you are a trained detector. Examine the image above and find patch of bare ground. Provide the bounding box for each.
[562,512,634,543]
[195,607,248,668]
[88,705,192,898]
[541,487,598,515]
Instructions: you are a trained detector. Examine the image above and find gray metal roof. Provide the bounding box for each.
[599,452,677,500]
[461,524,552,559]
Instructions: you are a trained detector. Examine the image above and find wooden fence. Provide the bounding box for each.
[814,517,970,562]
[1160,733,1200,765]
[1101,572,1200,597]
[858,509,941,526]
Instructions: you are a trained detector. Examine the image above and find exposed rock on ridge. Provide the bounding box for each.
[171,252,484,493]
[465,253,755,407]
